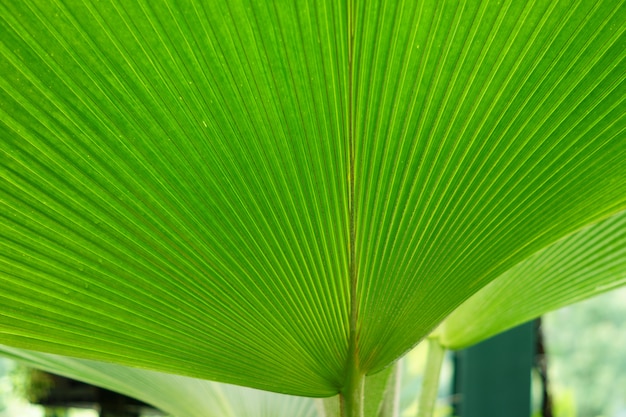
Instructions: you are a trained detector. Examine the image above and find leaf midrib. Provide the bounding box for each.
[346,0,359,387]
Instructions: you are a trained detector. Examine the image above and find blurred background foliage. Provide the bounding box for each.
[542,286,626,417]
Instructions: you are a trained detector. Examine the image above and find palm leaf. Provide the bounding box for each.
[439,209,626,349]
[1,0,625,398]
[0,345,317,417]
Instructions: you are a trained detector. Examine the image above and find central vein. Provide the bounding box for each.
[345,0,361,394]
[340,2,364,415]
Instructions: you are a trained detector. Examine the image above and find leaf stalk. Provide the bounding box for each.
[341,366,365,417]
[416,338,446,417]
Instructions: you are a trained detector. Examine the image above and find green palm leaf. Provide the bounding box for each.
[439,209,626,349]
[0,345,317,417]
[1,0,625,401]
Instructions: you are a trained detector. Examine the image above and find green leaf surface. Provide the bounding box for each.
[318,395,342,417]
[0,345,317,417]
[363,364,397,417]
[439,209,626,349]
[377,363,402,417]
[1,0,625,397]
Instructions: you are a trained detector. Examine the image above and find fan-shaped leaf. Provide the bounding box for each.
[1,0,625,397]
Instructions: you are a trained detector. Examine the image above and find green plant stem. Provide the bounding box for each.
[417,338,446,417]
[341,366,365,417]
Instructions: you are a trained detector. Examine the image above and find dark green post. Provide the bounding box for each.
[453,321,535,417]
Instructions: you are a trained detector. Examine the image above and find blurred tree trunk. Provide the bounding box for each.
[535,318,553,417]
